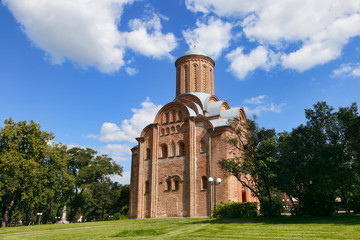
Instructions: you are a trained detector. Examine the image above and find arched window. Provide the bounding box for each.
[178,141,185,156]
[161,129,165,136]
[166,112,169,123]
[172,110,176,122]
[200,140,206,153]
[178,111,182,121]
[146,148,151,159]
[174,179,179,191]
[145,181,150,194]
[193,64,198,91]
[166,179,172,191]
[170,141,175,157]
[171,126,175,134]
[176,125,180,133]
[166,128,170,135]
[161,144,168,158]
[242,187,247,202]
[184,65,189,92]
[201,176,208,190]
[203,65,207,91]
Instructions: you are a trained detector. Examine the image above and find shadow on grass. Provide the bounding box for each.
[112,229,165,238]
[188,214,360,226]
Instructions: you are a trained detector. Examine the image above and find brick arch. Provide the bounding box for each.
[139,125,152,138]
[154,102,192,124]
[239,107,247,122]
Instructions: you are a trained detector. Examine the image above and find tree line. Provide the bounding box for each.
[220,102,360,216]
[0,118,128,228]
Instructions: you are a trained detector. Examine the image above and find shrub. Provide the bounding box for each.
[113,212,128,220]
[212,202,258,219]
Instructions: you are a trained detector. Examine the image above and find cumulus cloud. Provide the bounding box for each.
[99,97,162,143]
[182,17,232,59]
[332,63,360,78]
[243,95,284,116]
[125,67,138,76]
[111,171,130,184]
[243,95,266,105]
[3,0,177,73]
[124,14,177,59]
[100,144,132,162]
[186,0,360,78]
[226,46,279,79]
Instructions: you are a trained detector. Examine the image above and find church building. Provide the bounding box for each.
[129,48,256,218]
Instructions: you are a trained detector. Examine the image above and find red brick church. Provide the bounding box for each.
[129,48,256,218]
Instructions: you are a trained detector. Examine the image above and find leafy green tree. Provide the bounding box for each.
[0,118,53,227]
[278,102,358,216]
[336,103,360,212]
[66,147,123,222]
[219,119,282,217]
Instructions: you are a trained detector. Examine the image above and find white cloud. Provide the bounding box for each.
[99,97,162,143]
[125,67,138,76]
[332,63,360,78]
[124,14,177,59]
[226,46,279,79]
[244,95,266,104]
[86,134,99,139]
[186,0,360,77]
[243,95,284,116]
[100,144,132,162]
[3,0,177,73]
[111,171,130,185]
[182,17,232,59]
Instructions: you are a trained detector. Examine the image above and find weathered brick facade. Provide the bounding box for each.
[130,48,257,218]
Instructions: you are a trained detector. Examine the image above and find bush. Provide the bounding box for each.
[113,212,128,220]
[212,202,258,219]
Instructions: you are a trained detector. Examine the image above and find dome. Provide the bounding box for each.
[182,48,207,57]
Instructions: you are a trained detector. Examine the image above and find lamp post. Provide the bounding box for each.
[209,177,221,212]
[37,213,42,225]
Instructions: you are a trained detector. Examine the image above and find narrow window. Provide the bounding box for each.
[201,176,208,190]
[193,64,197,91]
[145,181,150,194]
[185,66,189,92]
[172,110,176,122]
[171,126,175,134]
[242,187,247,202]
[161,144,168,158]
[146,148,151,159]
[178,141,185,156]
[203,65,207,91]
[166,179,171,191]
[178,111,182,121]
[161,129,165,136]
[200,140,206,153]
[170,141,175,157]
[174,179,179,191]
[166,112,169,123]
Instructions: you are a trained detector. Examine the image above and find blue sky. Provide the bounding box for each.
[1,0,360,184]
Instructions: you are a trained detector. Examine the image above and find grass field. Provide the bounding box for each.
[0,216,360,239]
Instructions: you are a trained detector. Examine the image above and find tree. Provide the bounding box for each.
[277,102,359,216]
[0,118,53,227]
[66,147,123,222]
[219,118,282,217]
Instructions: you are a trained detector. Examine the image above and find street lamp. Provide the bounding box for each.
[209,177,221,211]
[37,213,42,225]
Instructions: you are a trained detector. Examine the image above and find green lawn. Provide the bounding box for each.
[0,216,360,240]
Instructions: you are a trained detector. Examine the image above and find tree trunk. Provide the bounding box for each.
[1,192,16,228]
